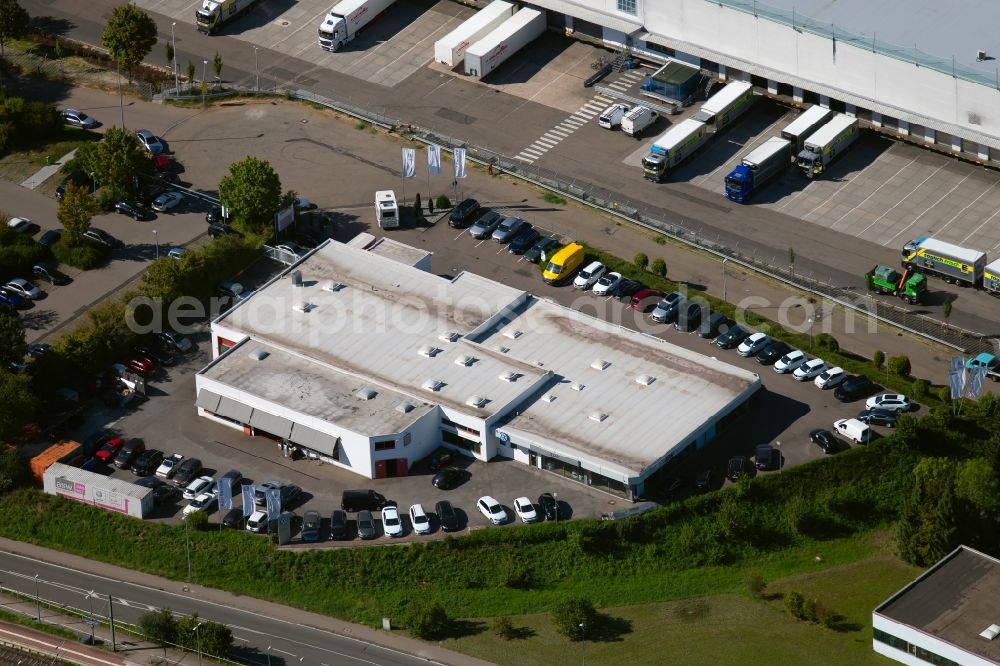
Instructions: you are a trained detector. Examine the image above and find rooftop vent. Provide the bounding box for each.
[356,387,377,401]
[589,411,608,423]
[248,348,269,361]
[571,382,585,392]
[293,301,314,313]
[591,359,610,371]
[635,374,656,386]
[495,345,510,354]
[466,395,488,408]
[418,345,441,358]
[396,401,415,414]
[322,281,345,292]
[503,329,523,340]
[438,331,461,343]
[422,378,444,392]
[542,393,556,403]
[977,49,988,62]
[499,371,519,382]
[291,270,303,287]
[981,624,1000,641]
[455,354,476,367]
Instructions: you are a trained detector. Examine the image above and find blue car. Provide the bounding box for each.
[0,289,28,310]
[507,224,540,255]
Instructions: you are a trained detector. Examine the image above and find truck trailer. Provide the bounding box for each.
[984,258,1000,296]
[318,0,395,52]
[464,8,544,78]
[693,81,755,132]
[901,236,986,287]
[434,1,514,68]
[866,265,927,305]
[196,0,258,34]
[724,137,791,203]
[796,114,859,178]
[780,105,832,151]
[642,119,708,182]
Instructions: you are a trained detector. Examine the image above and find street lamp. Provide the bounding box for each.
[722,258,729,302]
[33,575,40,621]
[90,172,96,194]
[153,230,158,259]
[253,46,259,92]
[579,623,586,666]
[553,492,558,522]
[171,23,179,94]
[776,441,781,474]
[202,59,208,105]
[194,621,205,666]
[266,645,272,666]
[807,316,814,350]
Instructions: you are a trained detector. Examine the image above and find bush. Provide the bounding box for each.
[404,599,449,640]
[435,194,451,209]
[651,258,667,277]
[911,378,929,399]
[551,597,598,640]
[801,597,817,622]
[0,237,47,278]
[783,591,804,619]
[490,616,516,640]
[186,511,209,531]
[747,573,766,599]
[634,253,648,270]
[814,333,839,353]
[95,189,119,212]
[139,608,177,647]
[937,386,951,404]
[51,239,108,270]
[888,355,912,377]
[873,350,885,368]
[542,191,567,205]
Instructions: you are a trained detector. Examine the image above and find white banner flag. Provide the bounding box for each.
[454,148,467,179]
[401,148,416,178]
[427,144,441,175]
[967,366,988,399]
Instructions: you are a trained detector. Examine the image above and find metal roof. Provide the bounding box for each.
[916,237,986,265]
[44,463,153,501]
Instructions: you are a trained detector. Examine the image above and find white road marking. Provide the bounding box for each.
[961,178,1000,243]
[868,164,948,243]
[921,172,975,237]
[825,155,920,230]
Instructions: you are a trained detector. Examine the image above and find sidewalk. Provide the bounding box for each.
[21,149,76,190]
[0,538,494,666]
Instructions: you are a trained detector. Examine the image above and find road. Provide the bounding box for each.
[0,541,491,666]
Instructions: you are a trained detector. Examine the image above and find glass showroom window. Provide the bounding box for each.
[617,0,638,16]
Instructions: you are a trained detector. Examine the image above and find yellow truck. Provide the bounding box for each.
[543,243,585,285]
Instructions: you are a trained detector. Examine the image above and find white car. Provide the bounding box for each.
[182,475,215,501]
[182,492,216,517]
[382,505,403,537]
[152,191,183,212]
[592,271,623,297]
[513,497,538,524]
[737,332,769,357]
[477,495,507,525]
[814,366,846,389]
[155,453,184,478]
[6,217,31,233]
[793,358,828,381]
[865,393,912,413]
[573,261,606,290]
[135,129,164,155]
[408,504,431,535]
[3,279,42,300]
[246,510,269,533]
[774,350,807,374]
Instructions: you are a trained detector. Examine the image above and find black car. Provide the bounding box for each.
[435,500,459,532]
[55,170,92,200]
[115,200,152,221]
[254,481,302,507]
[172,458,203,487]
[432,467,462,490]
[356,510,377,539]
[694,468,712,491]
[330,510,347,540]
[857,408,898,428]
[674,302,703,332]
[809,429,839,454]
[113,438,145,469]
[301,510,321,542]
[429,451,453,471]
[131,448,164,476]
[32,263,70,286]
[507,224,541,254]
[834,375,875,402]
[37,229,62,249]
[612,279,644,301]
[754,444,776,471]
[208,222,234,239]
[83,228,122,249]
[447,198,481,228]
[134,476,178,506]
[727,456,749,481]
[206,206,225,224]
[214,469,245,497]
[697,312,731,339]
[221,508,244,529]
[523,237,559,264]
[537,492,558,521]
[754,341,790,365]
[715,325,750,349]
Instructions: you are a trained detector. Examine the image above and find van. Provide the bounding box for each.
[543,242,585,285]
[375,190,398,229]
[621,106,659,138]
[598,102,630,129]
[341,489,388,512]
[834,418,872,444]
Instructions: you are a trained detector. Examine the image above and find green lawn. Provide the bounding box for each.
[0,130,100,185]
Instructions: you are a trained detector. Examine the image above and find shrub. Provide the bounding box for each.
[652,235,666,245]
[911,378,929,399]
[814,333,839,353]
[747,573,766,599]
[542,191,567,205]
[96,189,119,212]
[435,194,451,209]
[51,240,108,270]
[413,192,422,215]
[404,599,449,640]
[427,195,434,214]
[888,355,912,377]
[186,511,209,531]
[491,616,516,640]
[783,591,804,619]
[873,350,885,368]
[801,597,817,622]
[551,597,598,640]
[650,258,667,277]
[139,608,177,647]
[634,252,648,270]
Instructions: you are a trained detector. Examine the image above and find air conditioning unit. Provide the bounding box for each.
[977,49,987,62]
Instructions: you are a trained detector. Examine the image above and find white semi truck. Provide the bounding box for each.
[318,0,395,52]
[694,81,755,132]
[642,119,709,182]
[796,113,860,178]
[196,0,258,34]
[434,1,515,68]
[780,105,832,151]
[463,8,545,78]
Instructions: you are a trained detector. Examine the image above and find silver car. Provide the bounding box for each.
[469,210,504,239]
[63,108,99,129]
[491,216,525,243]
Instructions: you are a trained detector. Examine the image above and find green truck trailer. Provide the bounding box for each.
[866,265,927,304]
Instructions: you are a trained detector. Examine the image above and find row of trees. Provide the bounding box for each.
[139,609,233,658]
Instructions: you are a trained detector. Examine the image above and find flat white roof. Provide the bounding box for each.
[781,104,832,138]
[344,233,430,268]
[699,80,752,115]
[804,113,857,148]
[916,237,986,265]
[479,298,760,475]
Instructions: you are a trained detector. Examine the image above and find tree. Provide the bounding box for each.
[101,5,158,84]
[0,443,26,492]
[403,599,448,640]
[0,370,34,441]
[165,41,174,69]
[651,258,666,277]
[634,252,648,271]
[0,0,29,64]
[218,157,283,234]
[873,350,885,369]
[197,621,233,658]
[943,297,953,320]
[0,312,25,368]
[550,597,598,640]
[955,458,1000,517]
[186,60,195,93]
[212,51,223,83]
[888,355,911,377]
[74,127,147,200]
[57,182,99,246]
[139,608,178,650]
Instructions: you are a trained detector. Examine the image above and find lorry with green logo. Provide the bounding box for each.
[866,265,927,304]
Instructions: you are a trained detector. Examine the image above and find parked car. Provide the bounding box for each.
[754,444,777,471]
[208,222,234,239]
[697,312,731,339]
[694,468,713,491]
[448,198,481,228]
[206,206,225,224]
[794,358,828,381]
[650,292,684,323]
[409,504,432,535]
[477,496,507,525]
[573,261,606,290]
[774,349,807,373]
[507,224,540,254]
[301,510,321,542]
[172,458,203,487]
[0,289,28,310]
[6,217,33,236]
[37,229,62,249]
[726,456,749,481]
[834,375,875,402]
[132,448,164,476]
[55,171,92,200]
[737,332,769,357]
[715,325,750,349]
[4,279,42,300]
[629,288,665,312]
[115,200,152,221]
[32,263,70,286]
[865,393,912,413]
[491,216,525,243]
[214,469,244,497]
[183,475,215,501]
[133,345,173,367]
[341,489,387,512]
[94,436,124,462]
[538,492,558,521]
[246,510,269,533]
[329,510,348,540]
[815,366,846,389]
[755,341,792,365]
[152,191,183,212]
[113,438,145,469]
[157,330,193,352]
[125,356,156,378]
[468,210,504,239]
[513,497,538,523]
[139,184,166,207]
[612,279,644,301]
[134,476,178,506]
[356,510,377,539]
[62,108,99,129]
[183,492,217,517]
[135,129,165,155]
[592,271,623,297]
[810,429,840,454]
[674,302,702,332]
[381,505,403,537]
[83,228,122,248]
[222,508,244,529]
[524,237,559,264]
[436,500,459,532]
[857,408,899,428]
[432,467,462,490]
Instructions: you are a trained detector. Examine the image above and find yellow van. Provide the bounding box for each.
[543,243,585,285]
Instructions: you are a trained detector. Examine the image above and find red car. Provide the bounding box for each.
[628,288,665,312]
[125,356,156,378]
[95,437,125,461]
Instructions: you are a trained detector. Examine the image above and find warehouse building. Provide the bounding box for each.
[196,237,760,499]
[873,546,1000,666]
[523,0,1000,165]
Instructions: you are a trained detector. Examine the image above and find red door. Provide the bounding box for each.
[395,458,408,477]
[374,460,387,479]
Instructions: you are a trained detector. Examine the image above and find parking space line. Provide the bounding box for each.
[865,164,948,243]
[801,153,916,222]
[923,172,976,237]
[961,177,1000,243]
[453,231,466,241]
[825,155,920,231]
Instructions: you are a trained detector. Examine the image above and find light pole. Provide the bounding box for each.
[194,621,205,666]
[202,59,208,105]
[722,258,729,302]
[807,316,814,350]
[553,492,558,522]
[86,591,97,644]
[253,46,259,92]
[171,23,179,94]
[776,441,781,474]
[33,575,40,621]
[266,645,272,666]
[90,172,96,194]
[153,230,158,259]
[184,515,192,581]
[579,623,586,665]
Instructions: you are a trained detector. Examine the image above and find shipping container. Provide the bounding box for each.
[464,8,545,78]
[434,1,515,68]
[781,105,833,151]
[30,440,82,483]
[43,462,153,519]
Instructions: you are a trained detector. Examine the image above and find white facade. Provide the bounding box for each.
[43,463,153,519]
[873,614,996,666]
